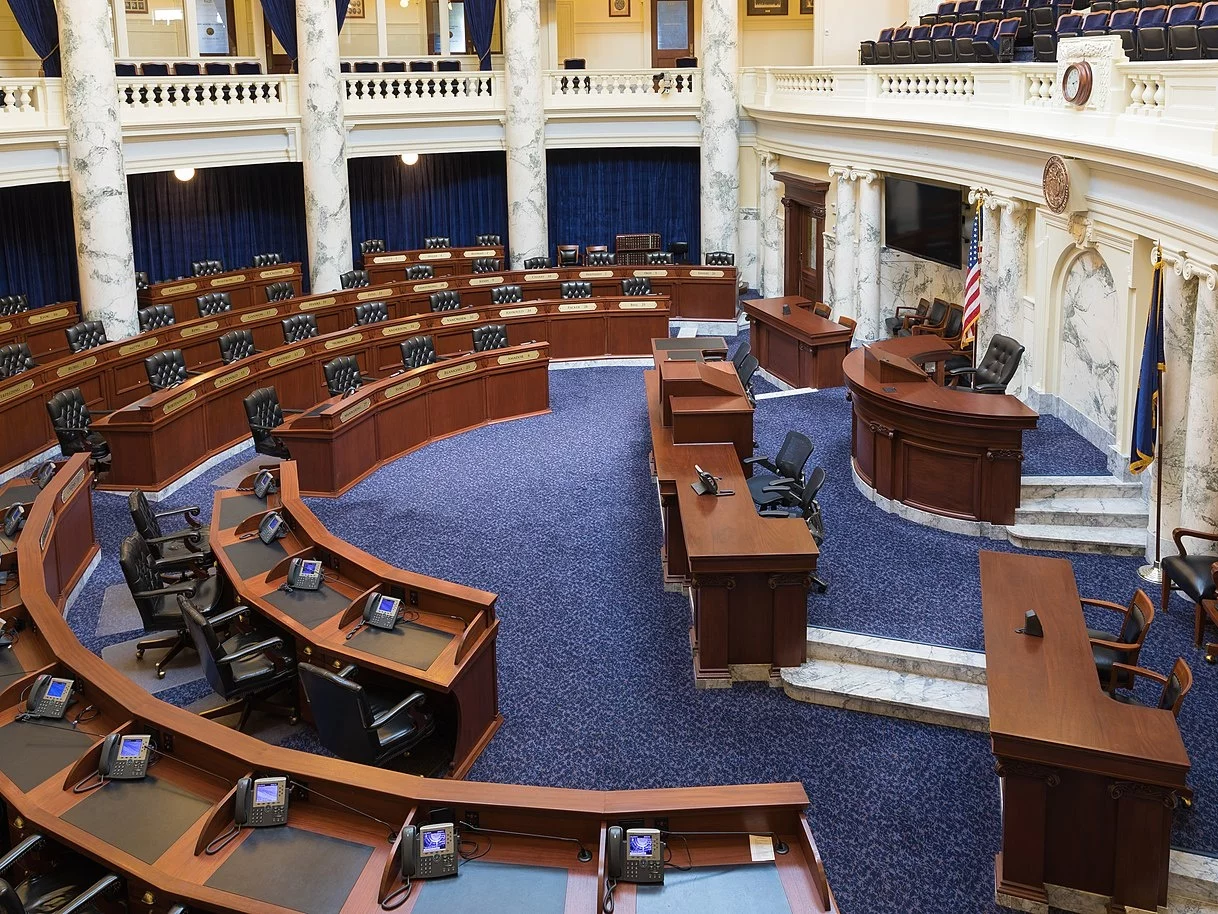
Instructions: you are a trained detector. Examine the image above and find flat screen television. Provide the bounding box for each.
[883,177,964,269]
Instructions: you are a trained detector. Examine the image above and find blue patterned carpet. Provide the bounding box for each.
[65,362,1214,914]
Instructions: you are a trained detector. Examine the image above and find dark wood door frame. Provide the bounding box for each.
[651,0,694,68]
[774,171,828,304]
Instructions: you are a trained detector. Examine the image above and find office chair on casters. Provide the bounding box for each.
[746,431,814,508]
[730,341,752,372]
[759,467,828,592]
[196,292,232,317]
[946,334,1024,393]
[218,330,257,364]
[736,353,761,406]
[143,349,194,392]
[46,388,112,467]
[138,304,176,332]
[423,236,451,249]
[472,323,509,352]
[65,321,107,354]
[477,233,502,246]
[401,335,438,369]
[524,257,551,269]
[340,269,371,289]
[324,355,374,397]
[0,343,35,380]
[471,257,501,274]
[281,313,319,344]
[429,291,462,312]
[129,489,211,562]
[622,277,651,296]
[299,663,435,766]
[406,264,434,280]
[353,301,389,326]
[243,387,293,460]
[669,242,689,264]
[265,281,294,302]
[0,836,123,914]
[0,294,30,316]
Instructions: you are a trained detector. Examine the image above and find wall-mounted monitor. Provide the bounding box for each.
[883,177,965,269]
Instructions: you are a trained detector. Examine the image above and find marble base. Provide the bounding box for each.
[1025,387,1134,481]
[1015,496,1149,528]
[1005,523,1147,556]
[731,663,780,685]
[94,439,254,502]
[851,461,1009,539]
[549,358,653,372]
[0,446,60,485]
[997,882,1165,914]
[63,548,101,617]
[806,627,987,685]
[670,319,739,338]
[1171,851,1218,908]
[1021,475,1146,501]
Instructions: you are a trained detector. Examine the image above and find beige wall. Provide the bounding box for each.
[125,0,189,58]
[812,0,904,64]
[0,2,38,66]
[740,0,814,67]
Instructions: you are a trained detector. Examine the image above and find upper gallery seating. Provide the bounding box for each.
[115,61,264,75]
[340,59,463,73]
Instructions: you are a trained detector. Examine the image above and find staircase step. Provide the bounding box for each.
[1006,523,1146,556]
[1171,850,1218,908]
[781,658,989,732]
[1020,475,1144,500]
[1014,497,1149,528]
[805,627,986,685]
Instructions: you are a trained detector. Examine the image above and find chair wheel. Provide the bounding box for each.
[136,649,145,659]
[156,669,166,679]
[1207,654,1215,664]
[289,715,299,725]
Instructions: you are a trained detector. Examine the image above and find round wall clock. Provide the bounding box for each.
[1062,61,1093,107]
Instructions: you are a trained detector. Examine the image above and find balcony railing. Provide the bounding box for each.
[116,75,294,124]
[543,68,701,110]
[343,71,501,114]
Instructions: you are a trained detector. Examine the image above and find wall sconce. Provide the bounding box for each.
[400,152,419,165]
[173,167,196,181]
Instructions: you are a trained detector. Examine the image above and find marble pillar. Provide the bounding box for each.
[297,0,352,292]
[1154,264,1197,545]
[758,151,782,299]
[855,171,882,342]
[830,167,857,319]
[699,0,740,258]
[978,200,1001,347]
[995,199,1030,394]
[56,1,139,339]
[503,0,548,267]
[1181,273,1218,533]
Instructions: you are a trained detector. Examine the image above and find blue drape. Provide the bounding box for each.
[464,0,497,71]
[546,148,701,263]
[0,181,78,305]
[128,163,309,288]
[6,0,60,77]
[260,0,352,62]
[348,152,508,254]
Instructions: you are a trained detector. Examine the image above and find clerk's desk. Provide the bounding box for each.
[0,452,839,914]
[647,339,817,685]
[742,297,854,389]
[982,551,1189,914]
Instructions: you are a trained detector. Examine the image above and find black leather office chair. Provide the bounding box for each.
[429,291,462,312]
[218,330,257,364]
[134,271,149,291]
[243,387,291,459]
[181,598,298,732]
[557,245,580,267]
[281,313,319,343]
[138,304,176,332]
[746,432,814,508]
[196,292,232,317]
[621,277,651,296]
[120,532,219,678]
[265,281,294,302]
[1162,529,1218,643]
[46,388,111,465]
[128,489,210,562]
[471,258,501,274]
[65,321,107,354]
[252,252,282,267]
[143,349,192,392]
[0,294,30,316]
[524,257,551,269]
[353,302,389,325]
[0,343,35,380]
[560,281,592,299]
[406,264,434,280]
[646,252,675,265]
[1085,590,1154,693]
[323,355,372,397]
[668,241,689,264]
[1110,658,1191,717]
[587,252,615,266]
[476,233,502,246]
[191,259,224,276]
[340,269,371,289]
[490,285,524,304]
[401,335,438,369]
[0,836,121,914]
[423,236,450,249]
[705,251,734,266]
[731,341,752,372]
[298,663,435,766]
[360,239,386,256]
[737,353,760,406]
[472,324,509,352]
[946,335,1024,393]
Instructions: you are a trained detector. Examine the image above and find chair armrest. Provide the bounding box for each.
[152,552,210,573]
[218,637,284,665]
[336,663,358,679]
[742,456,777,474]
[911,325,941,336]
[92,409,115,417]
[247,423,278,433]
[1088,637,1139,653]
[1171,527,1218,554]
[758,508,793,518]
[153,505,201,522]
[946,366,977,377]
[1111,662,1167,687]
[133,581,199,599]
[973,383,1008,394]
[206,605,249,627]
[1080,597,1130,615]
[370,690,426,729]
[145,530,206,548]
[282,408,306,415]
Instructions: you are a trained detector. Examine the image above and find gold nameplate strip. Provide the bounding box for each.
[325,333,364,350]
[386,377,422,397]
[268,348,307,367]
[0,322,10,333]
[120,337,159,356]
[60,466,88,504]
[374,254,407,264]
[463,249,496,258]
[468,276,504,287]
[163,389,198,415]
[579,270,614,279]
[300,296,336,311]
[241,308,278,323]
[414,281,449,292]
[524,272,559,281]
[180,320,219,338]
[357,289,387,301]
[0,378,35,404]
[340,399,371,423]
[39,513,52,552]
[499,306,538,317]
[619,300,659,310]
[381,322,423,337]
[633,269,668,278]
[210,274,247,287]
[27,307,71,325]
[214,366,251,389]
[558,302,597,313]
[418,251,453,261]
[440,312,480,326]
[497,350,540,365]
[259,267,296,278]
[437,361,477,380]
[161,282,198,295]
[689,269,726,278]
[57,356,97,378]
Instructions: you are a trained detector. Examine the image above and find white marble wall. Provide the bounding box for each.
[855,172,882,342]
[994,199,1031,395]
[700,0,739,257]
[1181,277,1218,533]
[830,167,857,318]
[977,203,1001,347]
[879,249,964,315]
[57,0,139,338]
[503,0,548,267]
[1154,265,1197,541]
[1059,250,1122,438]
[823,233,836,309]
[758,151,782,299]
[738,208,758,290]
[297,0,352,292]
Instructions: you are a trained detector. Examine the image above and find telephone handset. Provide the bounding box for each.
[285,557,324,592]
[98,733,152,780]
[31,461,56,490]
[606,826,663,884]
[363,592,401,630]
[3,503,26,538]
[234,776,289,828]
[25,674,74,719]
[398,824,458,880]
[691,466,733,497]
[258,511,288,545]
[253,469,277,499]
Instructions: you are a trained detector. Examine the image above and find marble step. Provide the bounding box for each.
[805,627,986,685]
[1006,523,1146,556]
[781,658,990,732]
[1014,497,1149,528]
[1171,850,1218,908]
[1020,475,1144,501]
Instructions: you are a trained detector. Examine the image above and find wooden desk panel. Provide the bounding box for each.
[0,302,80,362]
[743,297,853,389]
[364,245,506,280]
[138,264,304,323]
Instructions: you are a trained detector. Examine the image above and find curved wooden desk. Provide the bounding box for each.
[363,244,505,279]
[843,337,1038,525]
[138,263,304,324]
[0,301,80,363]
[0,452,839,913]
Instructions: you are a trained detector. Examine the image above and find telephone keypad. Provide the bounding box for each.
[249,805,288,827]
[623,859,664,882]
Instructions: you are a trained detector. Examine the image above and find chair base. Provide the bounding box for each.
[135,631,193,679]
[198,684,299,732]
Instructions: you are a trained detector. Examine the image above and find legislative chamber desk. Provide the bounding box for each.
[843,337,1038,525]
[362,244,506,279]
[647,339,817,686]
[982,551,1188,913]
[0,452,839,913]
[0,301,80,363]
[742,297,853,389]
[138,263,304,324]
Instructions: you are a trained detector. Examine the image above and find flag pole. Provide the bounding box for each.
[1139,242,1165,585]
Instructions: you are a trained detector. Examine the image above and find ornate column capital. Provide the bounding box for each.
[757,148,777,169]
[853,168,879,185]
[827,164,855,182]
[967,186,992,206]
[1068,213,1097,251]
[992,196,1029,216]
[1160,248,1218,289]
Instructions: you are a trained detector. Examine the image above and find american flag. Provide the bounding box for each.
[961,209,982,346]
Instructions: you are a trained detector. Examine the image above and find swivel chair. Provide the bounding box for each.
[65,321,107,354]
[143,349,193,392]
[265,281,295,302]
[560,281,592,299]
[340,269,370,289]
[406,264,434,280]
[135,271,150,291]
[746,431,814,509]
[0,834,122,914]
[429,291,462,312]
[490,285,524,304]
[281,313,319,343]
[196,292,232,317]
[471,257,501,274]
[128,489,210,561]
[191,259,224,276]
[557,245,580,267]
[46,388,111,466]
[736,353,760,405]
[360,239,386,256]
[243,387,293,460]
[477,233,502,246]
[324,355,373,397]
[622,277,651,296]
[218,330,257,365]
[946,334,1024,393]
[705,251,734,266]
[524,257,551,269]
[0,343,35,380]
[353,302,389,325]
[138,304,176,332]
[401,335,438,369]
[423,236,451,249]
[646,252,675,265]
[0,294,29,316]
[472,324,509,352]
[252,252,282,267]
[586,252,615,266]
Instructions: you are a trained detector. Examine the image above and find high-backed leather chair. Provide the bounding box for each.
[353,301,389,325]
[472,323,509,352]
[423,236,450,249]
[490,285,524,304]
[471,257,501,274]
[1085,590,1155,692]
[621,277,651,296]
[0,842,119,914]
[1111,658,1192,717]
[180,598,298,732]
[360,239,386,256]
[46,388,111,464]
[128,489,210,562]
[524,257,551,269]
[265,281,294,302]
[252,252,282,267]
[406,264,434,280]
[0,343,35,380]
[191,260,224,276]
[0,294,29,316]
[947,335,1024,393]
[669,241,690,264]
[143,349,192,391]
[429,290,462,312]
[746,431,814,509]
[586,252,615,266]
[243,387,291,459]
[646,252,675,265]
[340,269,370,289]
[138,304,176,332]
[1162,529,1218,642]
[119,532,218,678]
[218,330,256,364]
[585,244,609,262]
[560,281,592,299]
[281,313,318,343]
[196,292,232,317]
[135,271,150,291]
[323,355,370,397]
[898,297,948,336]
[913,304,964,347]
[705,251,734,266]
[401,335,437,369]
[298,663,434,766]
[65,320,107,353]
[477,233,502,246]
[557,245,580,266]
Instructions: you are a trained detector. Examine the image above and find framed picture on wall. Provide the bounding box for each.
[609,0,630,17]
[747,0,788,14]
[347,0,366,18]
[124,0,148,12]
[799,0,813,12]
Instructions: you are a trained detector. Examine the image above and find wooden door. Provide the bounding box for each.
[651,0,693,68]
[774,172,828,304]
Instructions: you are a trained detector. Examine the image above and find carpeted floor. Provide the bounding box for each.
[65,361,1214,914]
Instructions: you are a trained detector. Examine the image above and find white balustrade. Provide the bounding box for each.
[543,68,701,110]
[878,69,975,98]
[116,75,293,123]
[343,72,501,113]
[1125,72,1166,115]
[1024,70,1055,105]
[0,80,40,115]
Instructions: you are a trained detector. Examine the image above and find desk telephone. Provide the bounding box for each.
[234,776,290,827]
[285,557,324,592]
[691,466,733,497]
[363,592,402,630]
[606,826,664,884]
[398,824,459,880]
[25,674,74,719]
[98,734,152,780]
[3,503,26,538]
[252,469,277,499]
[31,461,56,490]
[258,511,288,544]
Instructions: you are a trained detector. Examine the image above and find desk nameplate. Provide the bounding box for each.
[437,361,477,380]
[619,300,659,310]
[159,282,199,296]
[414,282,449,292]
[558,302,597,313]
[386,377,422,397]
[498,306,538,317]
[120,337,159,356]
[26,307,72,325]
[340,399,371,423]
[325,333,364,350]
[214,367,251,389]
[440,312,480,326]
[418,252,453,261]
[632,269,669,278]
[381,322,422,337]
[268,348,308,368]
[258,267,297,279]
[163,389,198,415]
[690,269,726,278]
[373,254,407,264]
[357,289,389,301]
[498,350,540,365]
[468,276,504,287]
[524,272,559,281]
[57,356,96,378]
[579,270,614,279]
[464,249,496,258]
[241,308,278,323]
[180,320,219,338]
[0,378,34,403]
[209,274,247,287]
[299,297,336,311]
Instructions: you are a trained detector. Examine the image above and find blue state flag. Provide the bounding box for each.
[1129,259,1165,474]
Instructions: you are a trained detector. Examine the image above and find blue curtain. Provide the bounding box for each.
[348,152,508,254]
[259,0,353,62]
[0,181,78,305]
[128,163,309,288]
[464,0,497,71]
[546,148,701,263]
[6,0,60,77]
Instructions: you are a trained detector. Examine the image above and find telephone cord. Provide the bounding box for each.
[380,877,412,910]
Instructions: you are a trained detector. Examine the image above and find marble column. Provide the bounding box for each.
[699,0,740,258]
[1181,270,1218,534]
[297,0,352,292]
[1153,263,1197,547]
[978,198,1001,347]
[829,166,857,319]
[56,1,139,339]
[757,151,782,299]
[502,0,548,267]
[855,171,882,342]
[995,199,1030,394]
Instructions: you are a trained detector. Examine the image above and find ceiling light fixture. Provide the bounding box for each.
[173,167,196,182]
[400,152,419,165]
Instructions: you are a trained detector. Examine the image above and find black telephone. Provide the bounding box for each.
[0,617,14,649]
[363,592,401,630]
[98,733,152,780]
[31,461,56,490]
[691,465,732,497]
[285,557,324,591]
[3,503,26,538]
[234,776,289,827]
[25,674,74,719]
[398,824,459,880]
[606,826,663,884]
[253,469,277,499]
[258,511,288,545]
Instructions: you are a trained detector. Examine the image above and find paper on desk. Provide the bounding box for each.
[749,835,775,862]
